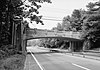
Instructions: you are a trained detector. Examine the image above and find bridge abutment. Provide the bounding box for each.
[21,39,27,55]
[69,41,74,52]
[68,41,83,52]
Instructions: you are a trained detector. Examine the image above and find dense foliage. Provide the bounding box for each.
[60,1,100,49]
[0,0,51,58]
[38,38,69,49]
[0,0,51,46]
[40,1,100,50]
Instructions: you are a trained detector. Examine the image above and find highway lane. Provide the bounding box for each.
[27,47,100,70]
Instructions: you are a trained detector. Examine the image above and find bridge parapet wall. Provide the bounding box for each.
[26,28,81,39]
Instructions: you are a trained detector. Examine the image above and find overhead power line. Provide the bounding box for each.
[43,16,62,19]
[41,7,68,12]
[42,18,62,21]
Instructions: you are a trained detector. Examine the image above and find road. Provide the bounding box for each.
[26,46,100,70]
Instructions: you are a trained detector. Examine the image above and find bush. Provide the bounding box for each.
[0,54,26,70]
[0,45,23,59]
[0,50,7,59]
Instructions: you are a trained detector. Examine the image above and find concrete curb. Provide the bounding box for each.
[51,49,100,61]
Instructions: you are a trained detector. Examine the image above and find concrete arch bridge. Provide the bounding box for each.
[23,28,83,52]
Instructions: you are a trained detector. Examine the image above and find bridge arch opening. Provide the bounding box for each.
[26,37,83,52]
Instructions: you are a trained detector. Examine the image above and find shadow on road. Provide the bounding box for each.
[27,50,61,54]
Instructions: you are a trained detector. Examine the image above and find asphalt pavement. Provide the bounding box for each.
[24,46,100,70]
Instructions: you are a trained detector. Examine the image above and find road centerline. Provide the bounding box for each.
[72,63,91,70]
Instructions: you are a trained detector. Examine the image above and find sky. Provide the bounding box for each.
[29,0,97,30]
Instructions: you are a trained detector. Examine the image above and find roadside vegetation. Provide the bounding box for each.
[0,54,25,70]
[38,0,100,52]
[0,0,51,70]
[1,0,100,69]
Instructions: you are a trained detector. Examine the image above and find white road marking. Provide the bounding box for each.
[72,63,91,70]
[29,50,45,70]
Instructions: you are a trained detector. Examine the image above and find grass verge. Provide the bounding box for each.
[0,54,26,70]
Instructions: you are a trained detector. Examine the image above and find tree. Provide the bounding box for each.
[0,0,51,43]
[72,9,81,18]
[70,9,86,31]
[57,23,63,31]
[52,27,57,31]
[22,0,51,25]
[62,16,71,31]
[61,9,86,32]
[0,0,51,52]
[81,0,100,49]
